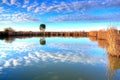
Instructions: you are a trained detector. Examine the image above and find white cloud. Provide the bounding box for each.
[2,0,8,4]
[32,1,85,13]
[0,0,119,23]
[27,6,33,11]
[22,5,27,8]
[0,12,40,23]
[4,61,11,67]
[23,56,31,65]
[10,0,16,5]
[34,7,40,13]
[41,2,71,13]
[12,59,20,66]
[24,16,40,22]
[41,2,46,9]
[0,67,3,70]
[2,0,21,6]
[0,43,106,71]
[60,2,71,11]
[0,7,5,13]
[49,12,120,22]
[24,0,29,4]
[27,0,120,15]
[27,2,38,11]
[34,2,47,14]
[0,52,7,58]
[22,0,29,8]
[46,5,57,12]
[1,0,120,16]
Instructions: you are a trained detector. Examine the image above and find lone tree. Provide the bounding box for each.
[40,24,46,32]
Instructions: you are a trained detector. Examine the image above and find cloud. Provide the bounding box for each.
[4,61,11,67]
[2,0,8,4]
[27,2,38,11]
[22,0,29,8]
[0,49,106,70]
[0,7,5,13]
[60,2,71,11]
[10,0,16,5]
[34,7,40,13]
[24,0,29,4]
[0,40,106,71]
[40,2,47,10]
[35,2,72,13]
[30,0,120,14]
[24,17,40,22]
[0,0,120,23]
[22,5,27,8]
[49,13,120,22]
[12,59,21,66]
[34,2,47,14]
[0,13,40,23]
[1,0,120,13]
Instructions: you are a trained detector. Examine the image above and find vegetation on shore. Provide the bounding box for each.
[0,25,120,57]
[88,27,120,58]
[0,27,119,39]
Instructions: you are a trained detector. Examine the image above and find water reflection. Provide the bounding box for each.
[0,37,108,80]
[106,29,120,80]
[107,55,120,80]
[89,28,120,80]
[40,38,46,45]
[5,37,15,43]
[0,29,120,80]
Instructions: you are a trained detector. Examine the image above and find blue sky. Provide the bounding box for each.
[0,0,120,31]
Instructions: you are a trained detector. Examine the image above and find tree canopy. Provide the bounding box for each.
[4,27,15,32]
[40,24,46,31]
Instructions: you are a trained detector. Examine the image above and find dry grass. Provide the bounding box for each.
[97,29,107,40]
[106,27,120,57]
[88,31,98,37]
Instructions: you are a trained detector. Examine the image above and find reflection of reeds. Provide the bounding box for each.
[108,55,120,74]
[88,36,97,42]
[98,39,107,48]
[107,55,120,80]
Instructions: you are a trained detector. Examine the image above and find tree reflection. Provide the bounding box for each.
[5,37,15,43]
[40,38,46,45]
[0,37,15,43]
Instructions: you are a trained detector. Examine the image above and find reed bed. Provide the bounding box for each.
[106,27,120,57]
[97,29,107,40]
[88,31,97,37]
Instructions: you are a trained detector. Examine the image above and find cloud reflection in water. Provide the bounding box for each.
[0,40,107,71]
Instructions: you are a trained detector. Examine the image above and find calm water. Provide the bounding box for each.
[0,37,120,80]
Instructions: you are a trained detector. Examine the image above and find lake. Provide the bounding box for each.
[0,37,120,80]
